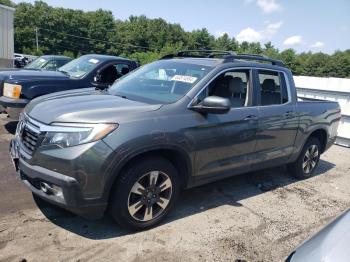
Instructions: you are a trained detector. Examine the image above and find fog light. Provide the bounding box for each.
[51,185,63,198]
[40,182,50,194]
[39,182,63,198]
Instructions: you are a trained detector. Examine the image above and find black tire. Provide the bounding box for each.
[109,156,180,230]
[287,137,321,179]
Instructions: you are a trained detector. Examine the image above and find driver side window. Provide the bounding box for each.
[97,63,131,85]
[196,69,250,108]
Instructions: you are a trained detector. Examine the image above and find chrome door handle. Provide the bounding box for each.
[284,111,295,118]
[244,115,258,121]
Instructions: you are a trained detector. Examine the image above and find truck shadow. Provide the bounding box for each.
[35,159,335,239]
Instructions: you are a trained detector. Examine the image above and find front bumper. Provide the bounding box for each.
[10,139,108,219]
[0,96,29,119]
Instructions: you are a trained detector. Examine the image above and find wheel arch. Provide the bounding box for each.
[308,128,328,153]
[103,145,193,202]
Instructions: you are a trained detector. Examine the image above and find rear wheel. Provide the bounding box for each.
[109,156,179,230]
[288,137,321,179]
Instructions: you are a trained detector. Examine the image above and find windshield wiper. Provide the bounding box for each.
[114,94,128,99]
[58,69,70,76]
[96,87,109,93]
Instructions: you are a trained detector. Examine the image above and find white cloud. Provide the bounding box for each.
[265,21,283,37]
[215,31,229,38]
[310,41,325,48]
[283,35,303,46]
[236,21,283,43]
[237,27,262,43]
[256,0,282,13]
[244,0,282,13]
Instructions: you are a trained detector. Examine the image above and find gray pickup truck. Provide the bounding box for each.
[9,51,341,230]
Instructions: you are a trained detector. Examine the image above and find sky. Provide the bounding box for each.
[12,0,350,53]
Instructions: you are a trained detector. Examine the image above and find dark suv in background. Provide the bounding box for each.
[0,54,138,119]
[10,50,340,230]
[24,55,72,71]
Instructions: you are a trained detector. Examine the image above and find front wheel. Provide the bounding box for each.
[109,157,180,230]
[288,137,321,179]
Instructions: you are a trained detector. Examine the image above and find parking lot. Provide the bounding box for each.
[0,113,349,262]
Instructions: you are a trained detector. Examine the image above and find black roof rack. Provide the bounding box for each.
[223,54,284,66]
[160,50,285,67]
[161,50,236,59]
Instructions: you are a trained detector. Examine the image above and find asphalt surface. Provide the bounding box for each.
[0,116,37,216]
[0,113,349,262]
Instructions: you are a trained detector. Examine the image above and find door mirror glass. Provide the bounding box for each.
[93,73,101,83]
[191,96,231,114]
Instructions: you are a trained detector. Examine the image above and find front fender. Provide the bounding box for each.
[101,141,194,203]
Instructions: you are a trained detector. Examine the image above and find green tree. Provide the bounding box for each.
[187,28,215,50]
[0,0,15,7]
[279,49,299,74]
[214,34,238,51]
[7,0,350,78]
[262,42,279,59]
[328,50,350,78]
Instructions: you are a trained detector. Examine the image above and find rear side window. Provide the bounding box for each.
[115,63,131,77]
[258,70,289,105]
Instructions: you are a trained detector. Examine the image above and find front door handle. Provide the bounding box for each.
[244,115,258,121]
[284,111,296,118]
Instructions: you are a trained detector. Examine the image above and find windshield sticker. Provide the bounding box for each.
[171,75,197,84]
[88,58,99,64]
[39,58,46,62]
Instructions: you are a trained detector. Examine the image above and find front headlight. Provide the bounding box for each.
[3,83,22,98]
[42,123,118,148]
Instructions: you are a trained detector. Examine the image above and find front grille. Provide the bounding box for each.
[18,116,42,155]
[22,126,39,153]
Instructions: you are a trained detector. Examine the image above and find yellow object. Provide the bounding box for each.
[3,83,22,98]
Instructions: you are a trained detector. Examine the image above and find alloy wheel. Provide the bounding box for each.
[127,171,172,222]
[302,144,319,174]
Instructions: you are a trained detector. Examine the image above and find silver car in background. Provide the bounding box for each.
[286,208,350,262]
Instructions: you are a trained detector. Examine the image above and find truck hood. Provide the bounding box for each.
[25,89,161,124]
[0,69,68,82]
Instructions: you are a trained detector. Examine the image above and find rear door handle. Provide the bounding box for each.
[244,115,258,121]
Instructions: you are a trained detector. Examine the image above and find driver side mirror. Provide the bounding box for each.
[190,96,231,114]
[93,73,101,83]
[92,73,109,90]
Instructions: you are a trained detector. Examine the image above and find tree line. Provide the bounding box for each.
[1,0,349,78]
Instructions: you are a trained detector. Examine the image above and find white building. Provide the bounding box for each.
[294,76,350,147]
[0,4,15,68]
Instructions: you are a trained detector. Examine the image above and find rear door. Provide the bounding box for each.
[253,69,298,167]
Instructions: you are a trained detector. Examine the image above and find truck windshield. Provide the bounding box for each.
[58,56,101,78]
[108,60,213,104]
[25,57,48,69]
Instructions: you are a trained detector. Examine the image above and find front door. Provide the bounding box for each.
[190,68,259,179]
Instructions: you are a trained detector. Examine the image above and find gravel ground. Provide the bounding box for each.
[0,113,349,262]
